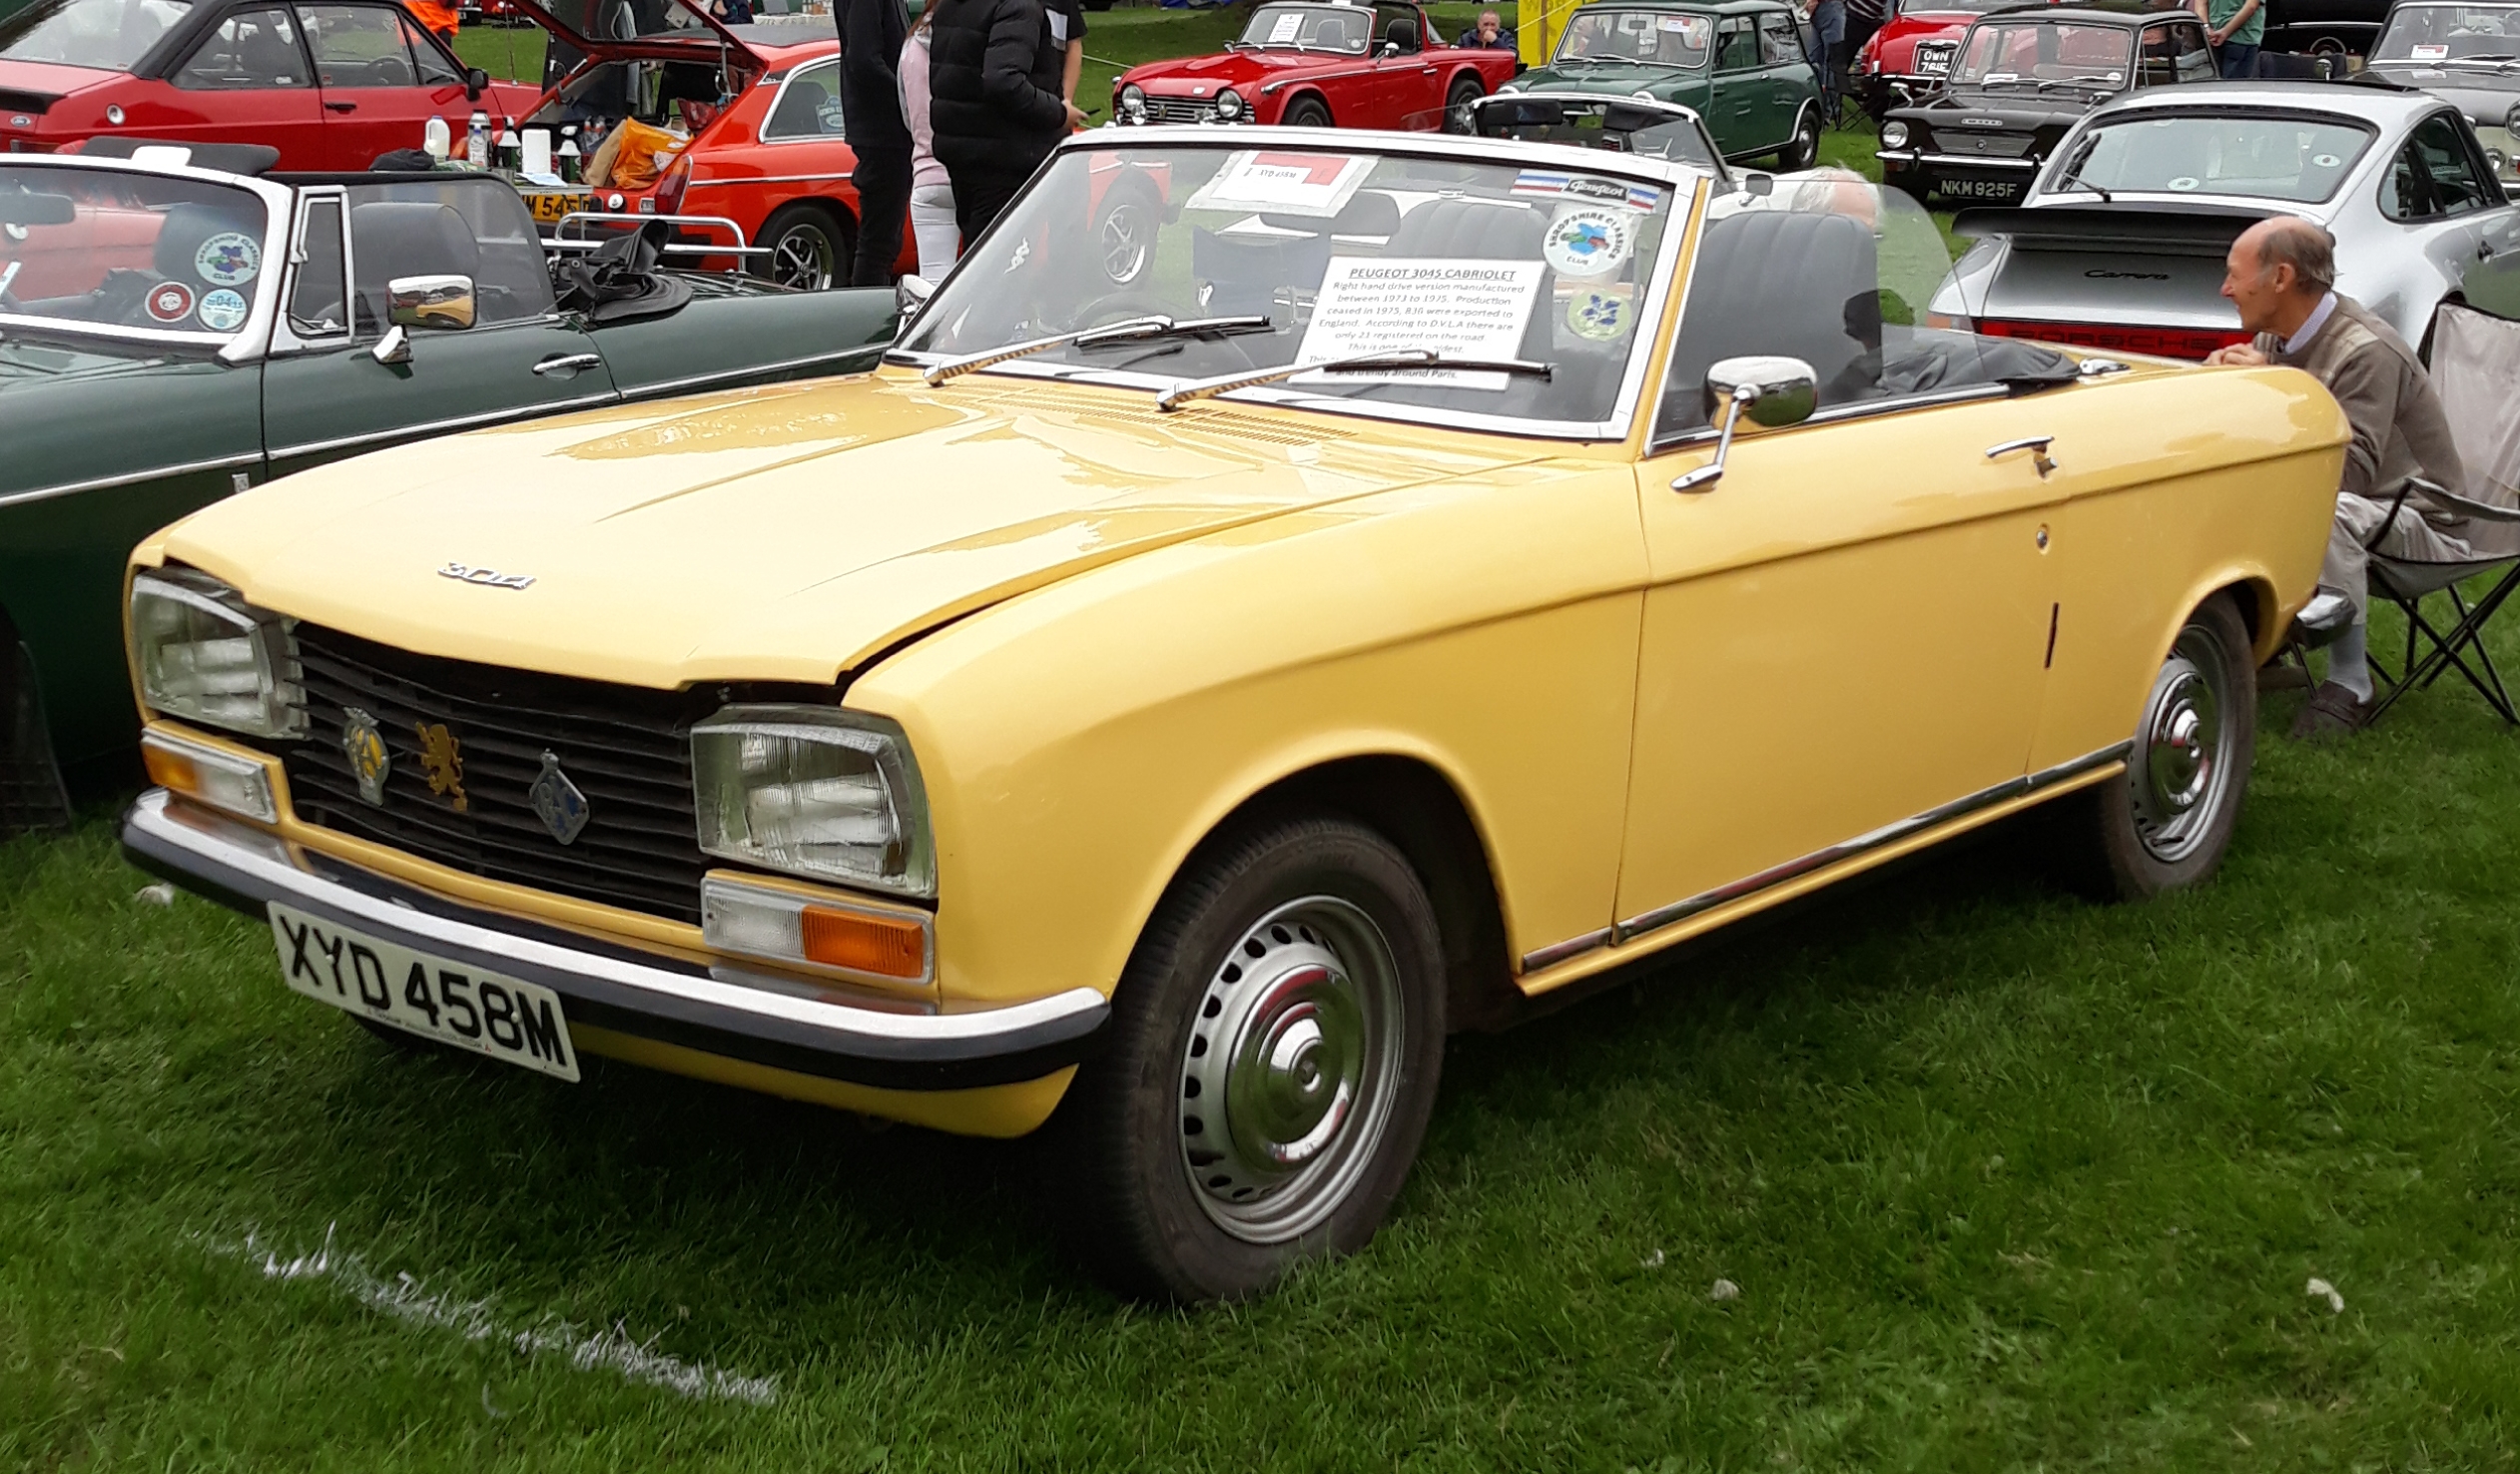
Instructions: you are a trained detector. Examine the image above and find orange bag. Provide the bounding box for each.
[604,118,684,190]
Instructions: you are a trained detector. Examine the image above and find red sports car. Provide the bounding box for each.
[0,0,539,167]
[1850,0,2056,120]
[1112,0,1517,133]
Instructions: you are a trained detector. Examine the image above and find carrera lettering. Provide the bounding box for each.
[2086,269,2170,280]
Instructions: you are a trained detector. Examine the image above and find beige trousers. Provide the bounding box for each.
[2324,491,2474,621]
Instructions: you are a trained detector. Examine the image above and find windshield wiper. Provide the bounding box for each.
[1155,349,1554,412]
[923,314,1275,385]
[2051,140,2111,202]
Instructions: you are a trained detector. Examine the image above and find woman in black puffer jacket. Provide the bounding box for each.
[926,0,1081,242]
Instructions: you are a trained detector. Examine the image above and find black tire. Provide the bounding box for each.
[1281,95,1333,130]
[2055,593,2256,900]
[751,202,854,293]
[1442,74,1485,134]
[1090,178,1163,288]
[1048,813,1447,1301]
[1778,105,1820,170]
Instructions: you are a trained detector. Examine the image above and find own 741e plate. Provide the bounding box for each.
[269,903,580,1082]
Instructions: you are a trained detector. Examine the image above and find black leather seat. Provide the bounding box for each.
[1657,208,1879,434]
[1382,196,1544,259]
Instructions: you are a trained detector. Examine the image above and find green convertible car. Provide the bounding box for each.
[0,142,899,828]
[1503,0,1826,169]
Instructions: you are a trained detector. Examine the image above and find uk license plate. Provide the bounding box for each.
[270,904,580,1081]
[522,190,588,225]
[1914,48,1952,76]
[1940,176,2022,200]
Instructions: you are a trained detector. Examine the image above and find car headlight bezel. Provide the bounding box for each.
[1881,120,1910,148]
[1120,82,1147,122]
[128,565,308,740]
[1215,87,1244,120]
[691,704,937,901]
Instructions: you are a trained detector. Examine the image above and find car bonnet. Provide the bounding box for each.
[154,373,1554,690]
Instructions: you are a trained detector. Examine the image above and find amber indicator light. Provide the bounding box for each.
[801,906,928,980]
[143,741,200,797]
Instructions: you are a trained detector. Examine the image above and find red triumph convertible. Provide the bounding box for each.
[1850,0,2061,119]
[1112,0,1518,133]
[0,0,539,167]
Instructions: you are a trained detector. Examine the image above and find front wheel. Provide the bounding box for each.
[2056,593,2255,900]
[1280,96,1333,130]
[751,203,854,292]
[1442,74,1485,134]
[1048,814,1447,1301]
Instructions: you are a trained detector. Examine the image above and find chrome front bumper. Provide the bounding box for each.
[122,790,1108,1091]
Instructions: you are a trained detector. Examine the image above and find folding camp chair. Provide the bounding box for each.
[2360,305,2520,726]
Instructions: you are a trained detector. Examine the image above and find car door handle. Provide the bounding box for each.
[1986,434,2057,477]
[2482,239,2497,260]
[532,353,603,377]
[324,100,357,113]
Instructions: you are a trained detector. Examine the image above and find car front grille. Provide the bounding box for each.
[275,623,719,925]
[1144,97,1218,125]
[1934,129,2034,157]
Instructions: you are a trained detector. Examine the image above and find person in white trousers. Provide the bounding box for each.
[900,5,958,282]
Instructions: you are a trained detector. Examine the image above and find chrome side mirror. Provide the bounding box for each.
[1670,355,1817,493]
[1738,171,1774,198]
[388,274,476,332]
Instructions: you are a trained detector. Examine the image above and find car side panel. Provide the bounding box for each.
[584,285,899,398]
[2026,368,2348,772]
[0,363,266,766]
[850,459,1651,1009]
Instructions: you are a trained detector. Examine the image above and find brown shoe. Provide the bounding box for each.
[2290,681,2371,740]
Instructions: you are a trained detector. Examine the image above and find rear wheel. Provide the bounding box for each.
[2055,593,2255,900]
[1778,105,1821,170]
[1049,814,1446,1301]
[1091,177,1163,287]
[751,202,854,292]
[1281,96,1333,130]
[1442,74,1485,134]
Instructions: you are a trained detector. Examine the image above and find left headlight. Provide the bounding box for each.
[128,566,307,739]
[1881,120,1910,149]
[692,705,936,900]
[1215,87,1244,120]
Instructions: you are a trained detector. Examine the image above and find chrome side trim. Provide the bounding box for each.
[687,172,851,187]
[121,790,1107,1089]
[267,390,618,461]
[1519,927,1612,974]
[1607,742,2131,947]
[621,347,879,398]
[0,449,265,512]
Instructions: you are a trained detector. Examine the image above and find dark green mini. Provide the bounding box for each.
[1505,0,1826,169]
[0,147,899,827]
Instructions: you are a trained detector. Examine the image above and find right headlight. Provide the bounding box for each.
[1120,82,1147,122]
[128,566,307,739]
[691,705,936,900]
[1881,120,1909,148]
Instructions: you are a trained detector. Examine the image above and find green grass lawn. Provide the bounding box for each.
[9,611,2520,1467]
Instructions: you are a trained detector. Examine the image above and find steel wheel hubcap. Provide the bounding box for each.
[1100,205,1150,285]
[2131,628,2229,863]
[774,230,832,290]
[1178,896,1404,1243]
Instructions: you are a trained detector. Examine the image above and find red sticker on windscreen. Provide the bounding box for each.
[146,282,196,323]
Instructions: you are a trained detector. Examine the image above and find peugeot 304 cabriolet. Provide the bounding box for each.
[121,128,2347,1299]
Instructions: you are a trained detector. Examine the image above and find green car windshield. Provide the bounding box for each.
[1554,9,1713,67]
[896,143,1687,429]
[0,0,195,69]
[0,166,270,344]
[2371,3,2520,62]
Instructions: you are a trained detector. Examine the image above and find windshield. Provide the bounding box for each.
[2372,4,2520,62]
[0,0,194,70]
[1236,4,1373,53]
[1554,9,1712,67]
[897,145,1690,429]
[1899,0,2034,15]
[2053,113,2376,202]
[0,166,270,343]
[1955,22,2129,87]
[1474,97,1723,173]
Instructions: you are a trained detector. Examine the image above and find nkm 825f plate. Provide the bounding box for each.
[269,903,580,1081]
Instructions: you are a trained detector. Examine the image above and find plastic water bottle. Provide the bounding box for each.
[466,109,490,167]
[423,114,450,161]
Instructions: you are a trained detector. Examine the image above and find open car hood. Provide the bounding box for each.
[158,372,1550,691]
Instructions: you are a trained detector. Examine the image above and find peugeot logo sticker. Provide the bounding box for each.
[438,562,535,590]
[529,750,590,845]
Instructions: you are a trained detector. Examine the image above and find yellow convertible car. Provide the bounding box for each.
[121,132,2346,1300]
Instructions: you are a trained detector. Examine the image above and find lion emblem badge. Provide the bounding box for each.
[415,722,468,813]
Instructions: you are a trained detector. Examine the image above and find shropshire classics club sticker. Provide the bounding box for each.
[1543,205,1633,280]
[145,282,196,323]
[194,232,260,286]
[197,289,248,332]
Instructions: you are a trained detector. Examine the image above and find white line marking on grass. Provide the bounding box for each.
[198,1224,779,1406]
